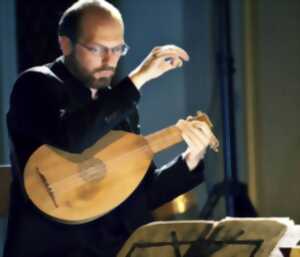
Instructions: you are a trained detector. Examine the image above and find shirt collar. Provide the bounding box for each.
[49,56,92,101]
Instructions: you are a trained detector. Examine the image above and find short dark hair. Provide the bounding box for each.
[58,5,82,43]
[58,0,123,43]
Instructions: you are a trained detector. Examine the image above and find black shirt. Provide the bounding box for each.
[4,57,205,257]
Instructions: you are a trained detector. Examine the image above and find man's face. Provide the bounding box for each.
[67,13,125,89]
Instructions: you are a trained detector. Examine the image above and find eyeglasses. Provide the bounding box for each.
[77,42,130,56]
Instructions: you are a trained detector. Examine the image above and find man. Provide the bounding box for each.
[4,0,217,256]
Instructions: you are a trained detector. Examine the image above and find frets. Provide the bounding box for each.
[145,126,183,154]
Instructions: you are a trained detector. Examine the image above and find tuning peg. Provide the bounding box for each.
[196,111,213,128]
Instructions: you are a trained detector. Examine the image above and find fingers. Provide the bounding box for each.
[192,121,213,142]
[155,55,183,70]
[181,133,207,159]
[128,44,189,88]
[176,119,219,152]
[191,121,219,151]
[177,120,209,150]
[152,45,188,70]
[164,57,183,68]
[152,45,190,61]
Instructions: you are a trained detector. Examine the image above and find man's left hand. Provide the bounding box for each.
[176,119,216,171]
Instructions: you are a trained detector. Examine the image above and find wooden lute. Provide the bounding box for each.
[24,111,219,224]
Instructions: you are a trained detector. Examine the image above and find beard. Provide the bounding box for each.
[88,68,114,89]
[65,53,115,90]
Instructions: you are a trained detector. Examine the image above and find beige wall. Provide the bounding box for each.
[246,0,300,222]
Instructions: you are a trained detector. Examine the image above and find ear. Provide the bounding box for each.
[58,36,73,56]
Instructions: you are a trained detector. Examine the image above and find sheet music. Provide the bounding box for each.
[270,221,300,257]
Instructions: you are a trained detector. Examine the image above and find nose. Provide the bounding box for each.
[101,49,119,65]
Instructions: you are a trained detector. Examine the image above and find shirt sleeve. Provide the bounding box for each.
[7,70,140,153]
[144,155,205,210]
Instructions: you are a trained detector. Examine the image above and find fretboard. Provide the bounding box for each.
[144,126,183,154]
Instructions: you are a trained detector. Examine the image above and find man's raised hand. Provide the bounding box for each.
[129,45,189,89]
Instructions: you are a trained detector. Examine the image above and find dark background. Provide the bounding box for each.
[1,1,300,255]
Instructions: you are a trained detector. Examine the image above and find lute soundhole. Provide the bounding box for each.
[78,158,106,182]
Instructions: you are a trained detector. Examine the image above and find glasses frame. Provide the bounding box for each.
[77,42,130,57]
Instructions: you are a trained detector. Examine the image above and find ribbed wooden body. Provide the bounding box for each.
[24,131,154,224]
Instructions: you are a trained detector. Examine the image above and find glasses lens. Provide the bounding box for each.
[121,44,129,56]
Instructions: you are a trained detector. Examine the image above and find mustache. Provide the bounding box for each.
[93,66,115,73]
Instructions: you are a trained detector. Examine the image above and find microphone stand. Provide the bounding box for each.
[199,0,257,218]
